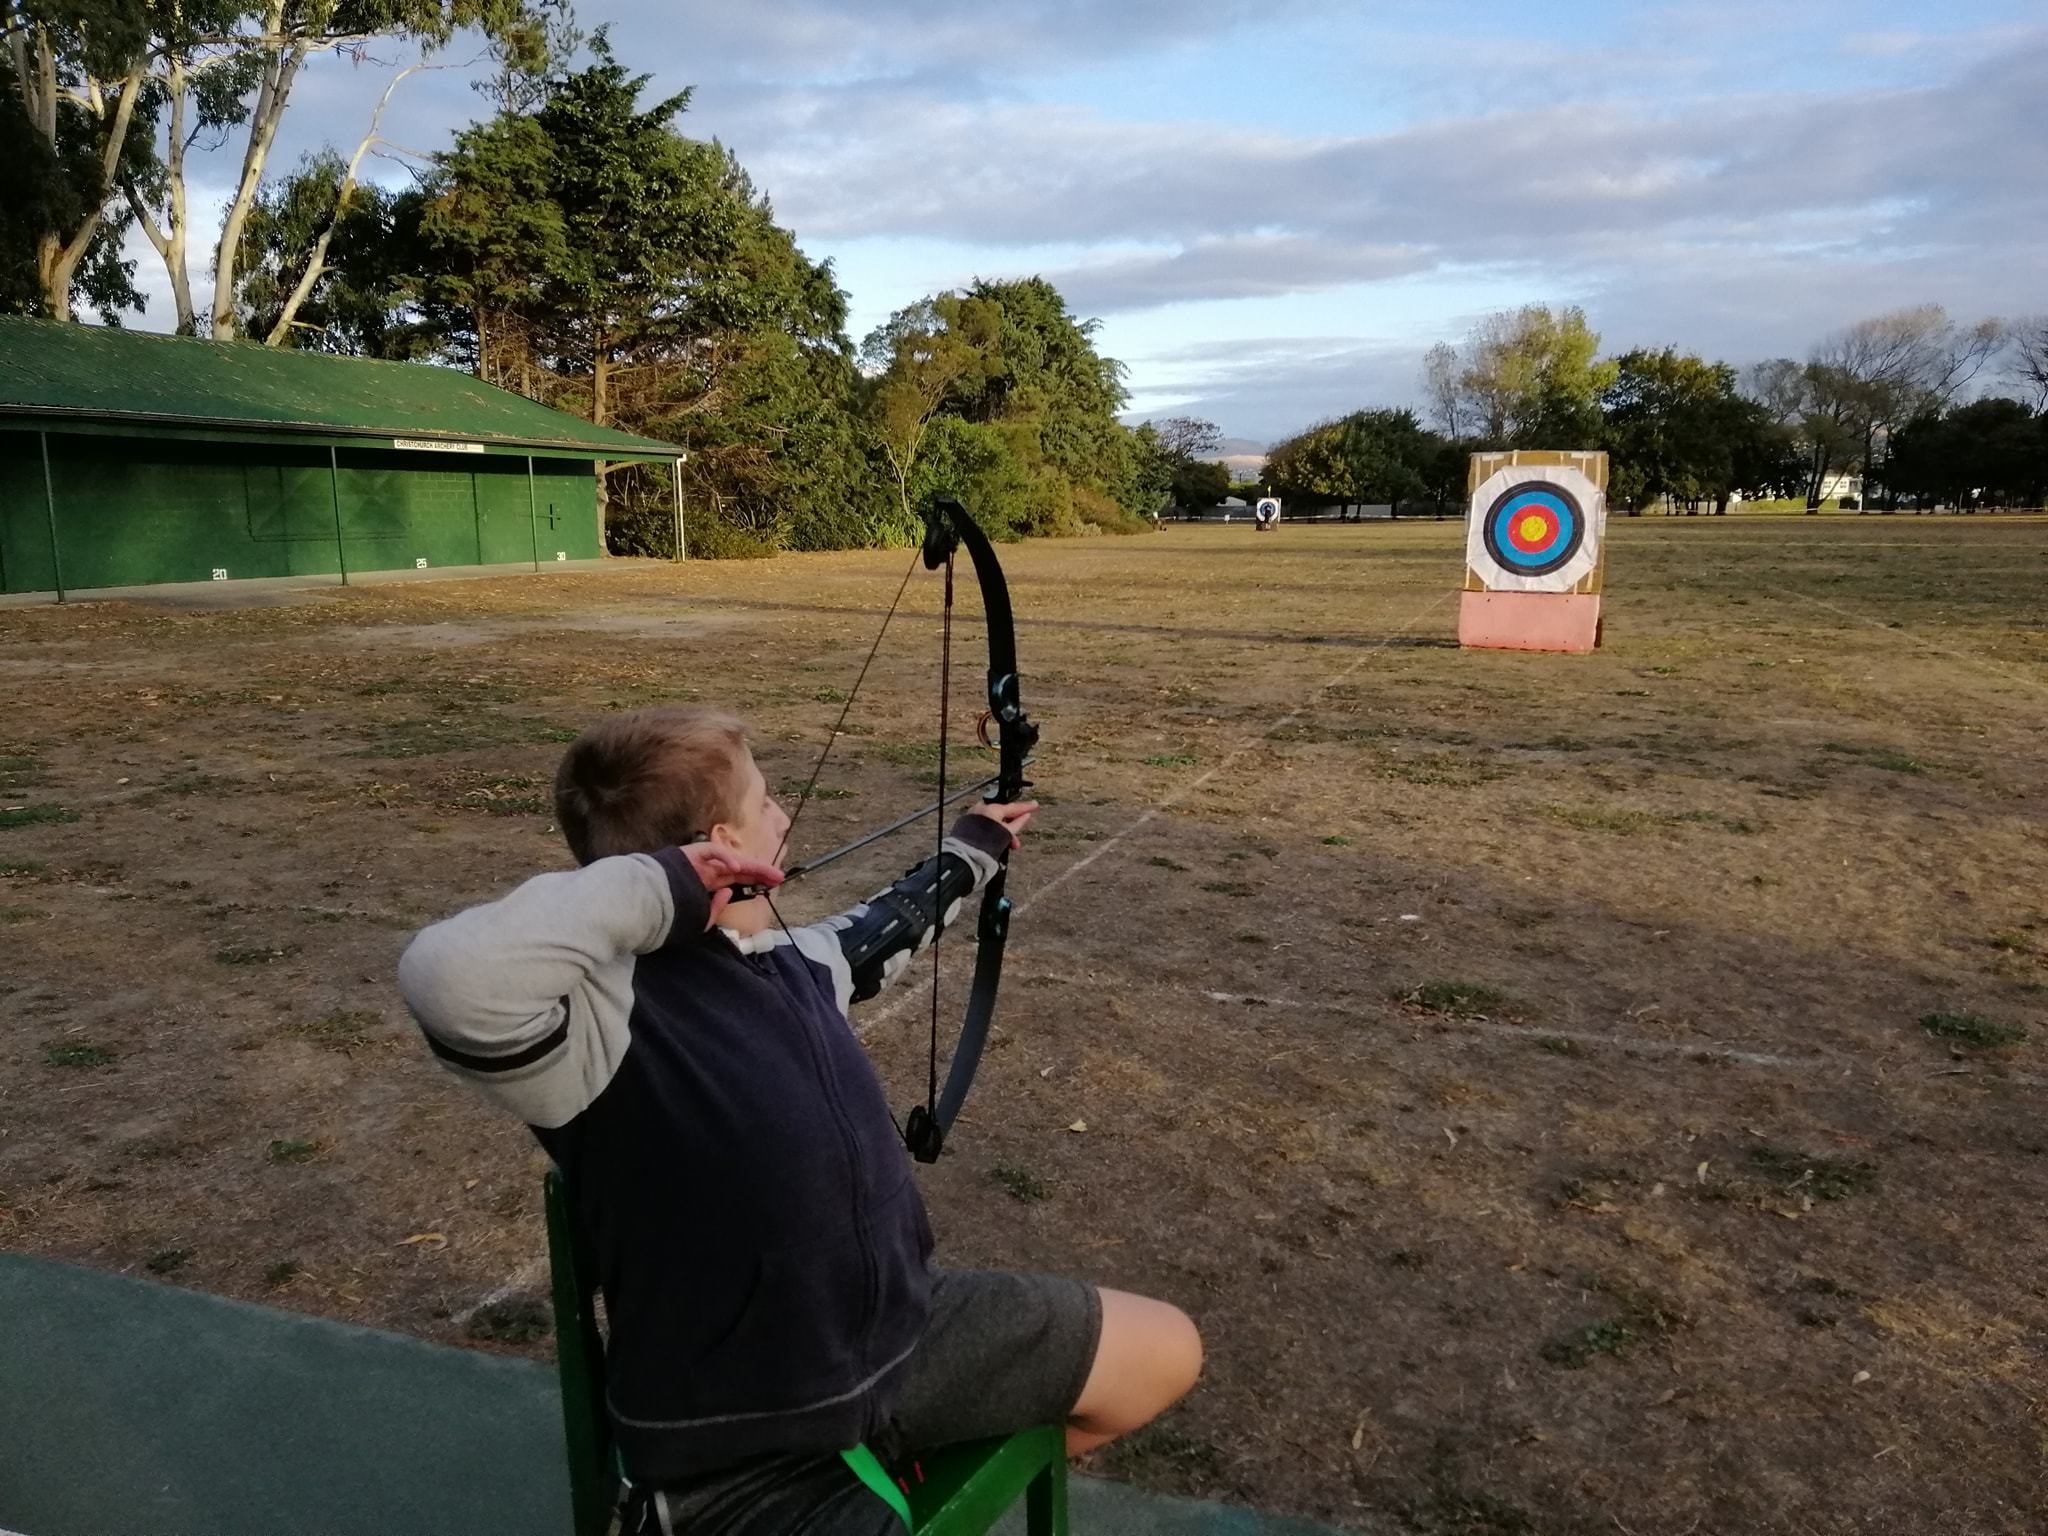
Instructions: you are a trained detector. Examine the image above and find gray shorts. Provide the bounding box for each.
[624,1269,1101,1535]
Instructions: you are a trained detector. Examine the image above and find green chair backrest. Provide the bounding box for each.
[542,1168,620,1536]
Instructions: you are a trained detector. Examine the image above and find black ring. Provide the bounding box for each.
[1481,482,1585,578]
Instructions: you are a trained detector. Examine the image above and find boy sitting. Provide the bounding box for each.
[400,704,1201,1533]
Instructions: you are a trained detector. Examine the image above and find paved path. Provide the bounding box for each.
[0,1254,1343,1535]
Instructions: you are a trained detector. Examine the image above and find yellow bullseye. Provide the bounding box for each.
[1518,513,1549,544]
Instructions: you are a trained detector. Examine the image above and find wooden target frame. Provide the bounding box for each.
[1458,449,1608,653]
[1463,450,1607,594]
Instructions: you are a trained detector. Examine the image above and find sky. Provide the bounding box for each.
[142,0,2048,446]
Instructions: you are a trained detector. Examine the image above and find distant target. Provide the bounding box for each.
[1482,483,1583,577]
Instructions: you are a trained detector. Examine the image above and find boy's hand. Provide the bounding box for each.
[968,798,1039,851]
[680,841,784,924]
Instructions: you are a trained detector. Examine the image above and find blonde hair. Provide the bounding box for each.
[553,705,751,865]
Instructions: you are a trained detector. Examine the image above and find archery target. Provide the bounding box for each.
[1485,483,1581,575]
[1255,497,1281,523]
[1465,465,1604,593]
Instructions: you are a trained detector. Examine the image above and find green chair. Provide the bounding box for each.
[543,1169,1069,1535]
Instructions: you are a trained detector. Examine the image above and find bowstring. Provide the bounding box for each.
[757,541,953,1145]
[928,549,956,1120]
[773,544,926,870]
[755,545,926,1073]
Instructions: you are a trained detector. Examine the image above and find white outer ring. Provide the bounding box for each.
[1464,465,1605,593]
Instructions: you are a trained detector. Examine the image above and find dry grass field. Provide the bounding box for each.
[3,515,2044,1534]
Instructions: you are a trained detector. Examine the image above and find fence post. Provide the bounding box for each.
[39,431,67,602]
[527,455,541,571]
[671,457,686,561]
[328,446,350,586]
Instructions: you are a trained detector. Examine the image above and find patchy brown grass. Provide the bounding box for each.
[2,516,2045,1533]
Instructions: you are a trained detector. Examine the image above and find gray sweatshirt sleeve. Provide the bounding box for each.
[398,848,708,1128]
[786,815,1009,1017]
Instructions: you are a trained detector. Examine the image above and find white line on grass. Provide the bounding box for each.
[1767,586,2047,696]
[988,965,1828,1071]
[1010,970,2048,1095]
[1189,985,1824,1070]
[853,590,1456,1043]
[1011,970,2045,1086]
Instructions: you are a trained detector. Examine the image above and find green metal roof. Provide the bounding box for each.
[0,317,677,460]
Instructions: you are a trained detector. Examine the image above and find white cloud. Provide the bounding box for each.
[702,16,2047,432]
[1123,337,1429,442]
[1033,238,1436,312]
[734,33,2047,264]
[609,0,1319,82]
[110,1,2046,444]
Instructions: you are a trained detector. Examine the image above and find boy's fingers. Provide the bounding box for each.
[682,844,784,889]
[985,800,1038,849]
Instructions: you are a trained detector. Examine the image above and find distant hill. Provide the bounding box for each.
[1122,420,1268,477]
[1217,437,1267,478]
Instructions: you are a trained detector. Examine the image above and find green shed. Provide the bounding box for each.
[0,318,682,599]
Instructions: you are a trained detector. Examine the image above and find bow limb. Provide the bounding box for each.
[923,497,1038,801]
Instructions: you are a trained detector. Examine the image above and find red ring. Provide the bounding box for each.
[1505,507,1560,553]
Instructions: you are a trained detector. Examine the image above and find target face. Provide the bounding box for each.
[1464,464,1604,593]
[1483,483,1583,577]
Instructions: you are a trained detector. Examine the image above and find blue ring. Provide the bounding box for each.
[1482,484,1584,577]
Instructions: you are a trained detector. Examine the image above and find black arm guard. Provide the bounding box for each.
[838,850,983,1003]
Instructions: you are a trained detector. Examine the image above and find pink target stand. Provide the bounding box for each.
[1457,449,1608,655]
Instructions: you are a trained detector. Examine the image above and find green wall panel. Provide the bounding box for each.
[244,456,343,577]
[1,434,604,594]
[475,463,539,567]
[530,468,601,561]
[51,440,289,588]
[334,457,477,572]
[330,451,599,574]
[0,437,59,594]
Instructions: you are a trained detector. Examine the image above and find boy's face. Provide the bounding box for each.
[709,748,790,874]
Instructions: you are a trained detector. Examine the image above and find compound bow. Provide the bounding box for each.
[761,496,1038,1162]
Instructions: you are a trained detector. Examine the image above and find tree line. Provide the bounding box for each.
[3,6,1173,553]
[1255,306,2048,515]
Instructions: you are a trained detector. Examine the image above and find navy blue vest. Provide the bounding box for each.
[539,899,933,1482]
